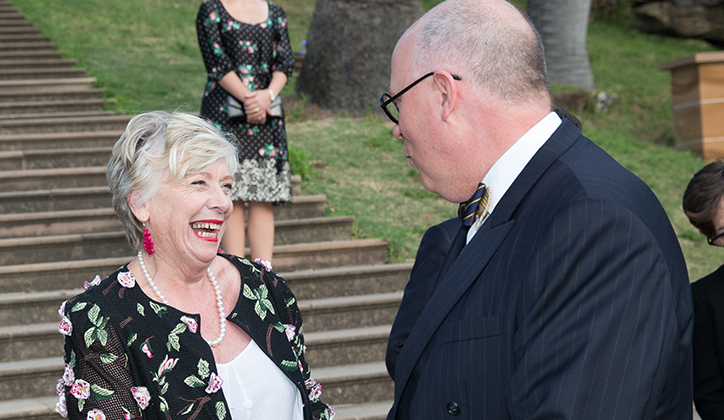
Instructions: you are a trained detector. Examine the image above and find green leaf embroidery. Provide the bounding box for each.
[137,303,145,316]
[71,302,87,312]
[242,283,256,300]
[97,316,109,330]
[78,399,85,412]
[280,360,298,371]
[161,382,169,395]
[245,284,275,320]
[216,401,227,420]
[97,328,108,346]
[274,322,284,333]
[150,301,168,317]
[285,296,296,307]
[127,333,138,347]
[100,353,118,364]
[167,333,180,352]
[198,359,210,380]
[180,403,194,416]
[159,376,167,386]
[184,375,206,388]
[159,396,169,415]
[88,304,100,325]
[84,327,96,348]
[90,384,115,401]
[237,257,261,274]
[170,322,187,336]
[231,312,238,318]
[69,350,76,367]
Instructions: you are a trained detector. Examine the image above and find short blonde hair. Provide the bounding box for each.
[107,111,238,250]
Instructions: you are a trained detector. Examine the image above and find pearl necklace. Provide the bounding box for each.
[137,250,226,347]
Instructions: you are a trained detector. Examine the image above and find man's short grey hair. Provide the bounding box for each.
[413,0,550,104]
[107,111,238,251]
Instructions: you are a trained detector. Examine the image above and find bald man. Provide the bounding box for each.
[380,1,693,419]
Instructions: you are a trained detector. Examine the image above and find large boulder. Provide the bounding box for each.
[296,0,424,116]
[633,0,724,44]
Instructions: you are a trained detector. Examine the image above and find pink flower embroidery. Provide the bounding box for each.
[117,271,136,288]
[209,12,216,20]
[87,409,106,420]
[124,414,131,420]
[63,364,75,386]
[254,258,272,272]
[157,357,177,377]
[181,316,198,333]
[58,300,67,317]
[205,372,223,394]
[131,386,151,410]
[283,324,296,341]
[305,377,322,401]
[55,392,68,418]
[84,275,102,290]
[141,342,153,358]
[58,316,73,336]
[70,379,90,400]
[56,378,65,396]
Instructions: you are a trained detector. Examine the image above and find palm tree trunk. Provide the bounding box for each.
[527,0,595,92]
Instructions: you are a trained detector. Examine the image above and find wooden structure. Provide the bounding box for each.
[660,52,724,160]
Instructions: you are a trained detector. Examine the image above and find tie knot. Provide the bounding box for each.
[458,183,490,227]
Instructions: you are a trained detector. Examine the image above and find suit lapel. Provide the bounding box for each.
[391,120,581,416]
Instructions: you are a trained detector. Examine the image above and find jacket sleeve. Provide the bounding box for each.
[692,280,724,420]
[58,298,142,419]
[196,1,236,81]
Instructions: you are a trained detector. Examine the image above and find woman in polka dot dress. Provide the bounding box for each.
[196,0,294,262]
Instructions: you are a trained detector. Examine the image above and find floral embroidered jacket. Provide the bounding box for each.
[55,254,334,420]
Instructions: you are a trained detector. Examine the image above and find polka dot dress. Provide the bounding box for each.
[196,0,294,203]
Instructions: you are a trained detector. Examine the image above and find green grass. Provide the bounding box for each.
[11,0,723,280]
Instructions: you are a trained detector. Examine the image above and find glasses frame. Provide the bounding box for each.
[708,231,724,246]
[380,72,462,124]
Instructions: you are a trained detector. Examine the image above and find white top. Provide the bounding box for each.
[467,112,562,244]
[216,339,304,420]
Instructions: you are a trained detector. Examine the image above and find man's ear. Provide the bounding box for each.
[128,190,150,224]
[433,70,459,122]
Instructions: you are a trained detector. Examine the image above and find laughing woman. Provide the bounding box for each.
[53,111,334,420]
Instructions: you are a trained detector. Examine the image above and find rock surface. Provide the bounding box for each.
[634,0,724,44]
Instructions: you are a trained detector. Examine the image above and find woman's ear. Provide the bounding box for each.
[433,70,459,122]
[128,190,150,223]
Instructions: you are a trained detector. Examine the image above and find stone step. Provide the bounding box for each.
[298,292,401,332]
[0,115,130,134]
[0,358,61,402]
[0,396,59,420]
[0,77,95,92]
[305,325,391,368]
[0,183,315,215]
[0,263,409,323]
[0,19,31,27]
[0,130,121,151]
[0,41,56,52]
[0,208,120,238]
[0,231,129,266]
[0,239,389,293]
[0,26,40,35]
[283,262,411,300]
[0,110,114,120]
[0,67,86,81]
[0,50,61,60]
[0,12,23,20]
[0,166,108,193]
[0,87,105,103]
[0,58,75,70]
[0,146,112,170]
[0,323,61,363]
[334,401,393,420]
[0,186,113,213]
[0,33,50,43]
[315,361,393,407]
[0,98,109,115]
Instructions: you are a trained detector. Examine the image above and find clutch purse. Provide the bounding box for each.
[227,95,283,123]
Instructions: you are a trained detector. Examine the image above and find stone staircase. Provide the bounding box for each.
[0,1,409,418]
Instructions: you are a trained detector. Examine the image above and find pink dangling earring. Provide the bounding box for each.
[142,224,155,255]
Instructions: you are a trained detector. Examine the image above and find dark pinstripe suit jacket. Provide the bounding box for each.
[388,120,693,420]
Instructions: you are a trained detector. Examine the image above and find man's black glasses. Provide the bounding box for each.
[380,72,462,124]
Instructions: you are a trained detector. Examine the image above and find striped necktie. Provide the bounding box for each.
[458,183,490,227]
